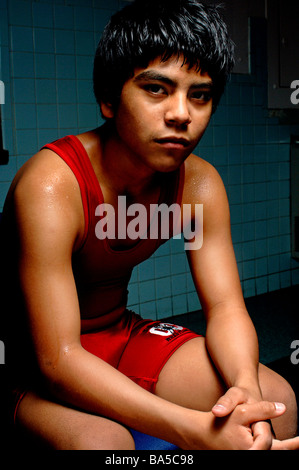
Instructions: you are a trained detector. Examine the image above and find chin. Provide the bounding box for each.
[157,164,181,173]
[154,156,187,173]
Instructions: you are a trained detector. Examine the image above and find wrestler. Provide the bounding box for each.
[1,0,298,450]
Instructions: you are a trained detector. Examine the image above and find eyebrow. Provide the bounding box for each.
[133,70,213,90]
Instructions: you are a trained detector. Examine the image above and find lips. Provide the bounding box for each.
[154,137,190,148]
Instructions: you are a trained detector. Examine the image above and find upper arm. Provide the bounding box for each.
[185,158,245,315]
[13,150,84,376]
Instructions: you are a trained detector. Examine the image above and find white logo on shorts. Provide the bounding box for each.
[149,323,183,337]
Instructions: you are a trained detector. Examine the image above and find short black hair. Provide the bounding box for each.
[93,0,235,115]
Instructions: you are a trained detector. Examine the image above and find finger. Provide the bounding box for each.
[212,388,249,417]
[249,422,272,451]
[249,434,271,451]
[238,401,286,426]
[271,436,299,451]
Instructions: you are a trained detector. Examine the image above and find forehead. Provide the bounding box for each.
[132,55,212,86]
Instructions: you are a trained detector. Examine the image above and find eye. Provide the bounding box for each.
[144,84,167,96]
[191,90,212,102]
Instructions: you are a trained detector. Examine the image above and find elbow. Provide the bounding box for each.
[37,344,80,392]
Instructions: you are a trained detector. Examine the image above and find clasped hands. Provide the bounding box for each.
[208,387,299,450]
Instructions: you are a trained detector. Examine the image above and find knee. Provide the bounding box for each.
[103,426,136,451]
[278,377,297,418]
[275,378,297,439]
[273,372,297,414]
[72,423,136,450]
[261,364,296,408]
[261,366,297,439]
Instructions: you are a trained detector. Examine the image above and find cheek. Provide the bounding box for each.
[115,100,154,142]
[117,89,162,130]
[114,107,149,153]
[195,110,212,133]
[116,112,142,139]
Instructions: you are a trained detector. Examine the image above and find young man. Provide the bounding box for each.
[1,0,298,450]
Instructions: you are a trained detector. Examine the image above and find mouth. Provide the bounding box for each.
[154,137,190,149]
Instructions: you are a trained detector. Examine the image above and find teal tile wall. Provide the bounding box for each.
[0,0,115,182]
[0,3,298,321]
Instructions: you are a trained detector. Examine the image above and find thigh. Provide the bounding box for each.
[118,318,199,393]
[155,336,226,411]
[16,391,135,450]
[155,338,297,439]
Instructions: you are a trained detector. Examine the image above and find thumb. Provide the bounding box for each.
[239,401,286,426]
[212,387,250,417]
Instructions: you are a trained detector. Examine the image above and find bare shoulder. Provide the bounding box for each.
[13,148,77,195]
[183,153,228,208]
[9,148,84,250]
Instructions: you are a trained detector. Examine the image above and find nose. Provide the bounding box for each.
[164,93,191,127]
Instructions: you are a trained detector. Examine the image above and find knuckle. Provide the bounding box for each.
[239,406,248,416]
[262,400,275,414]
[234,404,248,419]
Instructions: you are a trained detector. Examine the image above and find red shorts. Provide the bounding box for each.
[81,311,200,392]
[12,311,200,423]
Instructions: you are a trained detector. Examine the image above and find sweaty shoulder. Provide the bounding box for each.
[9,148,85,251]
[182,153,228,207]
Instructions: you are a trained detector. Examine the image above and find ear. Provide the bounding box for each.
[100,101,115,119]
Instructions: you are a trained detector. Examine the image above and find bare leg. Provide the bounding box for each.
[155,337,297,440]
[16,391,135,450]
[258,363,297,439]
[155,337,226,411]
[15,338,297,449]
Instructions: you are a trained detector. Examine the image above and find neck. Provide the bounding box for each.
[98,123,159,197]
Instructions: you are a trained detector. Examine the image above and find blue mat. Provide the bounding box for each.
[130,429,179,450]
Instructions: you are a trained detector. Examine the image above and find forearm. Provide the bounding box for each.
[42,344,206,448]
[205,305,262,397]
